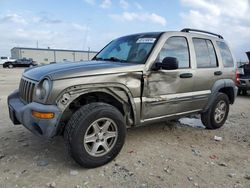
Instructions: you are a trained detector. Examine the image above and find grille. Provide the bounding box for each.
[19,78,36,103]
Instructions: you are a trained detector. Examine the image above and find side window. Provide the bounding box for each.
[193,38,217,68]
[216,41,234,67]
[157,36,190,68]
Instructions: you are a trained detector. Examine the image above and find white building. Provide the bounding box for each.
[11,47,98,64]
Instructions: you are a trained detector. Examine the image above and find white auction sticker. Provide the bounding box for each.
[136,38,156,43]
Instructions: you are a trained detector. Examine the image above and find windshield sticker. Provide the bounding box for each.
[136,38,156,43]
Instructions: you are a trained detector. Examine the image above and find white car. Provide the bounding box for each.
[0,57,16,65]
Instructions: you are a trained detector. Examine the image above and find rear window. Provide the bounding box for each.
[1,57,7,60]
[216,41,234,67]
[193,38,217,68]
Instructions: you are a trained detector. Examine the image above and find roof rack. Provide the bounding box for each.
[181,28,223,39]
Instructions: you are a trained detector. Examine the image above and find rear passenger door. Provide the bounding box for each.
[192,38,220,109]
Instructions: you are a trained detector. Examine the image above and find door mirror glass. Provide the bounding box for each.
[155,57,179,70]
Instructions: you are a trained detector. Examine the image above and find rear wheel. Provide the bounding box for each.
[64,102,126,168]
[8,64,13,68]
[201,93,229,129]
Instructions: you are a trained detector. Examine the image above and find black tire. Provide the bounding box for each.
[201,93,229,129]
[237,89,242,95]
[64,102,126,168]
[242,89,247,95]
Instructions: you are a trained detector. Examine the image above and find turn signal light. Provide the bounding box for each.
[32,111,54,119]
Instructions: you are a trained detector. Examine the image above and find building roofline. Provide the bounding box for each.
[11,47,98,53]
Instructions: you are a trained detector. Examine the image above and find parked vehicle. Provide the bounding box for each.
[8,29,237,168]
[0,56,15,65]
[3,58,37,68]
[237,52,250,95]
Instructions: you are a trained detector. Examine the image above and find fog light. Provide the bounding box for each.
[32,111,54,119]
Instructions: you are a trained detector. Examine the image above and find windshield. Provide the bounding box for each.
[94,33,161,64]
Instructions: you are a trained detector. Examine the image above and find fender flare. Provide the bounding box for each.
[56,83,139,125]
[203,79,237,112]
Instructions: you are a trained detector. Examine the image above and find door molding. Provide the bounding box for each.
[142,90,211,105]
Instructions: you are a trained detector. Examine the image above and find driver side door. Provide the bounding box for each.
[142,36,196,121]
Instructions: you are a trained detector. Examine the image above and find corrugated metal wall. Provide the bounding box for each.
[11,48,97,64]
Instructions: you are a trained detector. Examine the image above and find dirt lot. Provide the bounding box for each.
[0,67,250,188]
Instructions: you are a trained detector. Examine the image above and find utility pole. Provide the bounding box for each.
[36,41,39,48]
[83,19,91,51]
[88,47,90,60]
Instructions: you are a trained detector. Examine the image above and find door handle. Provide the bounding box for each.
[214,71,222,76]
[180,73,193,78]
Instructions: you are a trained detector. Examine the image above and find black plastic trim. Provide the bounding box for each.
[181,28,223,39]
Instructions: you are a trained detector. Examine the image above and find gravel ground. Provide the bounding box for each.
[0,67,250,188]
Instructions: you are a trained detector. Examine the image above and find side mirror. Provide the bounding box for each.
[155,57,179,70]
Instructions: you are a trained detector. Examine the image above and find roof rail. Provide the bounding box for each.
[181,28,223,39]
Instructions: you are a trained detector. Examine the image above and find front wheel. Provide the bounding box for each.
[201,93,229,129]
[64,102,126,168]
[8,64,13,68]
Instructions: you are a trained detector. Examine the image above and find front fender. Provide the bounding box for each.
[56,83,140,125]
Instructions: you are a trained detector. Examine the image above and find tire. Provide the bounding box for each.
[64,102,126,168]
[201,93,229,129]
[242,89,247,95]
[237,89,242,95]
[8,64,13,68]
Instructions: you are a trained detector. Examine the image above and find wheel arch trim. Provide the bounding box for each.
[203,79,237,112]
[56,83,139,126]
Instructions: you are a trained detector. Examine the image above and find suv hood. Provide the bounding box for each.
[23,60,144,81]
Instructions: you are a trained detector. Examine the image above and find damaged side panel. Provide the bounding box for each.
[49,71,143,126]
[141,69,196,121]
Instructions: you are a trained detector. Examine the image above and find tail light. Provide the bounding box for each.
[236,69,240,85]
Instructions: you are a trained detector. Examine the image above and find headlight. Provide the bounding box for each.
[35,79,51,100]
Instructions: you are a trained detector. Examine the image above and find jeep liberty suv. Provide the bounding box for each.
[8,29,237,168]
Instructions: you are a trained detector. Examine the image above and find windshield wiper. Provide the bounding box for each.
[94,56,127,63]
[93,57,104,61]
[103,57,127,63]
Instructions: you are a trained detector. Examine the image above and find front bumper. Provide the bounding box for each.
[8,90,61,138]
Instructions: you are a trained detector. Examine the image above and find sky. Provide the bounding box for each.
[0,0,250,61]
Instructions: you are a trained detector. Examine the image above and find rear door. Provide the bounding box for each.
[191,38,220,109]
